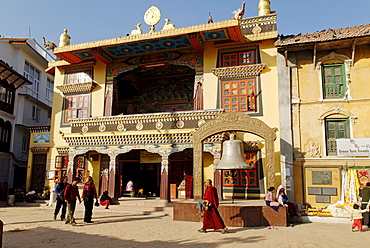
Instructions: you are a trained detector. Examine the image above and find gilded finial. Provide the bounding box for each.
[59,29,71,47]
[258,0,271,16]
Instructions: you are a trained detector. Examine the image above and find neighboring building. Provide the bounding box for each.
[40,1,285,201]
[0,38,54,191]
[276,24,370,206]
[0,60,31,188]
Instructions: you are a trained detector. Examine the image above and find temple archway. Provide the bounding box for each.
[192,112,277,198]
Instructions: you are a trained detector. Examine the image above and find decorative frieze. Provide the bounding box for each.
[212,64,265,80]
[69,109,223,133]
[56,81,98,95]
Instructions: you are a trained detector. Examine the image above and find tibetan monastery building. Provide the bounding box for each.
[27,1,289,202]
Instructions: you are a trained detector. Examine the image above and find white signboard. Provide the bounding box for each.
[336,138,370,157]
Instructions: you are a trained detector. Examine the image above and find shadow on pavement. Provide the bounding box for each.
[3,226,265,247]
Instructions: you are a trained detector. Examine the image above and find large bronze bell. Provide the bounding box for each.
[217,134,251,170]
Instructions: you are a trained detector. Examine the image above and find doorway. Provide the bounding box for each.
[118,150,161,197]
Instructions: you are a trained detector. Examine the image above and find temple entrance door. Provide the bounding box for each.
[31,154,47,193]
[169,149,193,199]
[117,150,161,197]
[119,161,161,197]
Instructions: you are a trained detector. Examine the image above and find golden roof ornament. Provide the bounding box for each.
[130,23,142,35]
[162,18,175,31]
[59,29,71,47]
[144,6,161,33]
[258,0,271,16]
[232,2,246,20]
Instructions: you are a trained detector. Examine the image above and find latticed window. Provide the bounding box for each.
[66,71,92,84]
[221,51,255,67]
[222,152,258,187]
[222,79,256,112]
[64,94,89,122]
[325,118,349,156]
[322,63,346,99]
[55,155,68,183]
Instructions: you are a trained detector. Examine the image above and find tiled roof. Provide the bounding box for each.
[0,38,30,43]
[275,23,370,47]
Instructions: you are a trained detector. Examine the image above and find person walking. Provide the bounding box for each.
[64,177,81,226]
[54,176,68,221]
[350,203,369,232]
[198,179,227,234]
[82,176,98,223]
[359,182,370,227]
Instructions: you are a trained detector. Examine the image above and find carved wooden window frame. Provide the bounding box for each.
[222,78,256,112]
[221,50,256,67]
[64,94,90,123]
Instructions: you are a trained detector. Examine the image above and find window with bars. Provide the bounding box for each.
[325,118,349,156]
[64,94,89,122]
[66,71,92,84]
[222,79,256,112]
[24,61,40,98]
[222,152,258,187]
[221,51,255,67]
[322,63,346,99]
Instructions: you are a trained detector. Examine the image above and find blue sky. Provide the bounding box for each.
[1,0,369,46]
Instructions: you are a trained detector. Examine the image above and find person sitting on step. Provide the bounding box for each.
[99,191,112,209]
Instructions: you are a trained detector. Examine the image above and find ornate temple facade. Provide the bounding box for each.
[28,1,284,201]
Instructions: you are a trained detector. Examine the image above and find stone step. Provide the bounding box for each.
[117,198,172,207]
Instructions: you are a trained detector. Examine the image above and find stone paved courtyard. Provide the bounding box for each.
[0,202,369,248]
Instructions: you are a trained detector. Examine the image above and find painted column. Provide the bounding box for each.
[160,155,169,201]
[108,154,117,198]
[67,153,75,183]
[193,141,203,200]
[213,153,222,200]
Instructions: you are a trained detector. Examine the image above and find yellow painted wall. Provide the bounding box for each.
[292,43,370,205]
[304,167,341,206]
[203,43,219,110]
[203,152,214,184]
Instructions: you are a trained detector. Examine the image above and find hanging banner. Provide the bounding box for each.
[336,138,370,157]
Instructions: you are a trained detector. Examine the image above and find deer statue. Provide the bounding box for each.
[232,2,246,20]
[130,23,142,35]
[162,19,175,31]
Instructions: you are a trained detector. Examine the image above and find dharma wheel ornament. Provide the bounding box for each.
[144,6,161,33]
[217,134,251,170]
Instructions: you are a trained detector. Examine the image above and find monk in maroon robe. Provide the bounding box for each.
[199,179,227,233]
